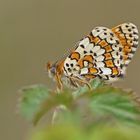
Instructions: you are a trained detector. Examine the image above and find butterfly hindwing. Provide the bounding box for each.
[79,26,124,81]
[63,23,138,82]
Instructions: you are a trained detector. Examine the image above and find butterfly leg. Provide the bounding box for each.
[55,73,63,91]
[70,76,92,90]
[69,78,79,88]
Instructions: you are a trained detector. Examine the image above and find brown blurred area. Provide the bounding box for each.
[0,0,140,139]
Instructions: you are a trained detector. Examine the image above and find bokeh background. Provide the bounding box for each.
[0,0,140,140]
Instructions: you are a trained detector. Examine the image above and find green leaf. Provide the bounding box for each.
[19,85,50,122]
[18,81,140,127]
[89,86,140,126]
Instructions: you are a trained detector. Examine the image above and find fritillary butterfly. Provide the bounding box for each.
[47,23,138,90]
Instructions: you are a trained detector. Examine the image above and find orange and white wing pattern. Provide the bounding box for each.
[112,23,138,67]
[63,23,138,83]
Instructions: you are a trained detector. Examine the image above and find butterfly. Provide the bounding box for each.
[47,23,138,90]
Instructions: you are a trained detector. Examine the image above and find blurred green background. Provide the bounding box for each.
[0,0,140,140]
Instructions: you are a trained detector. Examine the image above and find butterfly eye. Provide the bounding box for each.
[50,64,56,75]
[46,62,56,76]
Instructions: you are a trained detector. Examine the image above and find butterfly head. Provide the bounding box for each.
[46,60,64,78]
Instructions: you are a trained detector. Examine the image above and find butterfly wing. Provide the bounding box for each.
[63,23,138,82]
[79,26,124,81]
[112,23,138,66]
